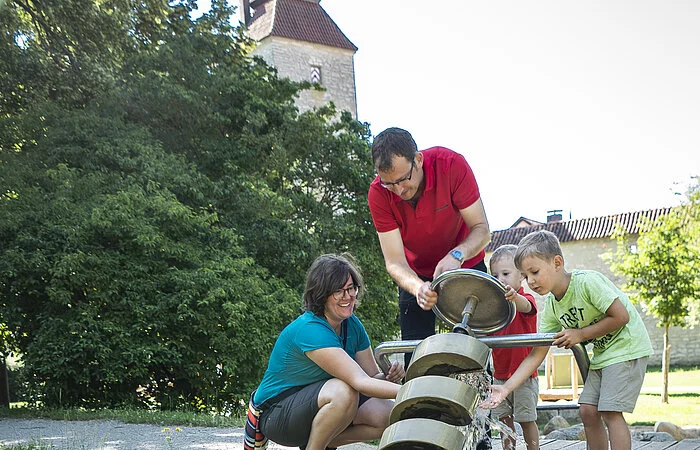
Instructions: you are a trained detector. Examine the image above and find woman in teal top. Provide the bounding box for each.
[250,254,404,450]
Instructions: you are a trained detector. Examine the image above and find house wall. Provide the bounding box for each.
[486,237,700,366]
[252,36,357,118]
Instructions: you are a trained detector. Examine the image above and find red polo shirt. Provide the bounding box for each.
[368,146,485,278]
[492,287,539,379]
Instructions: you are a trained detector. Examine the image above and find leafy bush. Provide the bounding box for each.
[0,0,398,410]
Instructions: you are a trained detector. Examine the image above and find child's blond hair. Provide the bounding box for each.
[489,244,518,272]
[514,230,563,269]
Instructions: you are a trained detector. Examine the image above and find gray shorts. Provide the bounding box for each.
[578,357,648,413]
[491,376,539,423]
[259,380,369,447]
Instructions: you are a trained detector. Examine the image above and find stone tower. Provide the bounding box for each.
[240,0,358,118]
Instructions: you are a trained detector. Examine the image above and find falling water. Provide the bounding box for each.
[452,370,527,450]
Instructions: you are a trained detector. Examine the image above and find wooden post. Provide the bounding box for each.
[545,349,553,390]
[571,354,579,400]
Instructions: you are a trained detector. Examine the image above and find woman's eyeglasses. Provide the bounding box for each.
[332,285,360,300]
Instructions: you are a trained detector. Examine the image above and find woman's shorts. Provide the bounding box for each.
[259,380,370,447]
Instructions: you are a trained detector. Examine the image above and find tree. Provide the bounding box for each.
[0,0,399,410]
[608,179,700,403]
[0,104,301,407]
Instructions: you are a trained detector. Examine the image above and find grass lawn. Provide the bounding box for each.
[624,365,700,427]
[539,364,700,427]
[0,404,244,428]
[626,393,699,426]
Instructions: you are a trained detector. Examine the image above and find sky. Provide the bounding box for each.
[224,0,699,231]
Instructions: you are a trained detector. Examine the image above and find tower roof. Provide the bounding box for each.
[247,0,358,51]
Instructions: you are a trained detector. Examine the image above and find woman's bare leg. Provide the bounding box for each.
[329,397,393,447]
[305,379,358,450]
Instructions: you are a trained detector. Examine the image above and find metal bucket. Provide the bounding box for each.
[378,417,466,450]
[405,333,490,380]
[390,375,480,426]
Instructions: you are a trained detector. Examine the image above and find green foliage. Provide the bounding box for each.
[0,0,399,411]
[608,179,700,328]
[607,177,700,403]
[1,105,299,408]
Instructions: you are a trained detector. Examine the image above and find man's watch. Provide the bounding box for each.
[449,249,464,265]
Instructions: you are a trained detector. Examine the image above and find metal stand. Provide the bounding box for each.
[376,269,591,450]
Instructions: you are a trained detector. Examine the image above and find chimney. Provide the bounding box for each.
[547,209,563,223]
[240,0,251,27]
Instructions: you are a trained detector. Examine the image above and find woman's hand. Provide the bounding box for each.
[384,361,405,384]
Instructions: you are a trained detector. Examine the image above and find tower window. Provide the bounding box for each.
[310,66,322,84]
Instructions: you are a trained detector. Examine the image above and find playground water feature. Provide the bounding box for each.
[374,269,589,450]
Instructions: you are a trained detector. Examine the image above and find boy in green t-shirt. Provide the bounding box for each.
[480,230,652,450]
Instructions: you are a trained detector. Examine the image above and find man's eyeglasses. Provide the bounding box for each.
[380,161,415,189]
[332,285,360,301]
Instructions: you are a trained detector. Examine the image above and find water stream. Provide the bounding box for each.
[453,370,527,450]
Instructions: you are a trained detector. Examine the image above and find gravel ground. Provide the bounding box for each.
[2,418,697,449]
[0,418,376,450]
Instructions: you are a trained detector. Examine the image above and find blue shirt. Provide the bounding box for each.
[253,311,371,405]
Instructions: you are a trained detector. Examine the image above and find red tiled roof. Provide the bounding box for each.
[486,207,674,252]
[248,0,357,51]
[509,217,545,228]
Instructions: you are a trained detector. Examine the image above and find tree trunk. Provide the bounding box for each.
[661,324,670,404]
[0,357,9,408]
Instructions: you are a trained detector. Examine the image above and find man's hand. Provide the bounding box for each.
[416,281,438,310]
[432,253,463,279]
[479,384,507,409]
[553,328,585,349]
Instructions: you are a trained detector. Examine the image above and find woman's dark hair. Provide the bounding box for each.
[303,253,364,317]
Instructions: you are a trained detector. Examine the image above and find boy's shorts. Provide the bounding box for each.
[259,379,369,447]
[578,357,648,413]
[491,376,539,422]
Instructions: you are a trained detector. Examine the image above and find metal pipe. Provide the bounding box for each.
[374,340,421,374]
[374,333,590,381]
[570,343,590,381]
[478,332,559,348]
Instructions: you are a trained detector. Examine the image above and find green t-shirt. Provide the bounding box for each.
[540,270,653,370]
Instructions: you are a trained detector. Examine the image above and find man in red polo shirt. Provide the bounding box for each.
[368,128,493,449]
[367,127,491,360]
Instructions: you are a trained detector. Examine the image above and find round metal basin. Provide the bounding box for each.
[405,333,490,380]
[378,418,466,450]
[431,268,515,335]
[390,375,480,426]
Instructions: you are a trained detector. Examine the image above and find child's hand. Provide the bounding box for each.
[479,384,507,409]
[504,285,518,302]
[504,285,532,313]
[553,328,585,349]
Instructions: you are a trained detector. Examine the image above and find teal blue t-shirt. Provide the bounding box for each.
[540,270,653,370]
[253,311,371,405]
